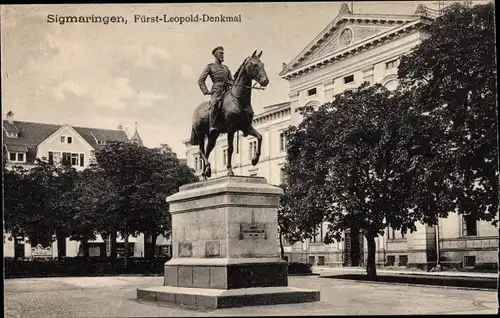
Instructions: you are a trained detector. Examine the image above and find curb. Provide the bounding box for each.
[321,277,497,292]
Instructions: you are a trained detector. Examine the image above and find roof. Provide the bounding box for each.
[129,123,144,147]
[3,121,20,134]
[73,126,130,149]
[3,120,61,149]
[3,120,130,152]
[4,144,28,152]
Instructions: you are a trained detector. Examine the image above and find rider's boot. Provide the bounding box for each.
[209,101,219,134]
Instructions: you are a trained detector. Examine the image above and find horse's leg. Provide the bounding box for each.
[198,133,208,180]
[247,125,262,166]
[203,132,219,178]
[226,130,235,176]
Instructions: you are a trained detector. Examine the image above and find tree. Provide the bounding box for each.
[3,163,40,257]
[4,159,79,259]
[90,141,198,265]
[61,169,104,257]
[283,84,447,277]
[398,2,498,226]
[277,184,302,260]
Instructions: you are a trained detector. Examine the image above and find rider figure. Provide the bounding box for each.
[198,46,234,134]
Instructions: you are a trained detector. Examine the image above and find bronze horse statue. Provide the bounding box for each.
[189,50,269,179]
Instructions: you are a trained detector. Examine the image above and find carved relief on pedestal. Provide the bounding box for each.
[178,242,192,257]
[205,241,220,257]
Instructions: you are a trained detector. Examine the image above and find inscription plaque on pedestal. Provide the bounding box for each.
[239,222,268,240]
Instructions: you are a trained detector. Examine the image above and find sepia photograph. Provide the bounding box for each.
[2,1,498,316]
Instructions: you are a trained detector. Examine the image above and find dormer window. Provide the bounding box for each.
[90,131,108,146]
[5,145,28,163]
[4,121,20,138]
[10,152,24,162]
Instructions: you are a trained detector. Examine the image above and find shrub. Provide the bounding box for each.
[287,262,312,274]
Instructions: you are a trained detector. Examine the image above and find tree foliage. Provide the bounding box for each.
[4,160,79,257]
[90,141,198,259]
[398,2,498,224]
[3,141,198,260]
[283,84,437,276]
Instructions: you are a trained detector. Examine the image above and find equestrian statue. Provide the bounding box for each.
[190,46,269,179]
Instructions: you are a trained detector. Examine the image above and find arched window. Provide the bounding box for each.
[381,75,399,91]
[304,100,320,108]
[384,80,398,91]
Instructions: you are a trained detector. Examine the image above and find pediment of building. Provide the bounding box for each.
[280,8,435,79]
[300,23,395,66]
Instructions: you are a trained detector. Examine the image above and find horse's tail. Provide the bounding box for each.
[189,126,198,146]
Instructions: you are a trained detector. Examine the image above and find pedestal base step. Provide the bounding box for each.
[137,285,320,309]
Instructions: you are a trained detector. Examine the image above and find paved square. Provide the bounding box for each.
[4,275,498,317]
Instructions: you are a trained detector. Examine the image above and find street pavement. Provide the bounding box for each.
[4,275,498,317]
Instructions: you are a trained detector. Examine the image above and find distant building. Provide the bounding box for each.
[129,122,144,147]
[2,114,171,259]
[3,112,129,170]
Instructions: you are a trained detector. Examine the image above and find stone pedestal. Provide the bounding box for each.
[137,176,320,309]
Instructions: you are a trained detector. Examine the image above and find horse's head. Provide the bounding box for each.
[244,50,269,88]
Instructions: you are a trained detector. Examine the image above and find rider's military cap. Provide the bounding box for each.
[212,46,224,56]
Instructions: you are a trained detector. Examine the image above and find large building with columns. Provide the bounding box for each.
[184,3,498,270]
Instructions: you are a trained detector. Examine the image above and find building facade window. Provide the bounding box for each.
[312,223,324,243]
[249,141,257,160]
[48,151,85,167]
[344,74,354,84]
[307,88,317,96]
[279,132,287,152]
[388,226,405,240]
[462,214,477,236]
[67,137,73,144]
[8,152,25,163]
[222,149,227,166]
[60,136,66,143]
[385,58,400,70]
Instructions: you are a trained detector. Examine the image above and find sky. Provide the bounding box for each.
[1,1,480,158]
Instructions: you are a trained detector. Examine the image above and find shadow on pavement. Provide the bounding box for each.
[320,274,498,290]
